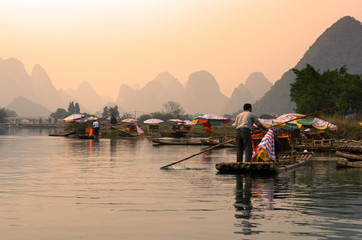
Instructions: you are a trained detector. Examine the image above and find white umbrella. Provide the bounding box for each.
[63,114,84,122]
[143,118,164,124]
[168,119,183,123]
[121,118,137,123]
[182,120,196,125]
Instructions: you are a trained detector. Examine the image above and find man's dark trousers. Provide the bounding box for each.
[236,128,252,162]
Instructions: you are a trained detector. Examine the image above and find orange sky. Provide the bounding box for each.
[0,0,361,100]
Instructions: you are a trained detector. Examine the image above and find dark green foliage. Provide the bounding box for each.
[50,108,68,122]
[291,64,362,115]
[102,106,109,117]
[68,102,80,114]
[109,106,120,119]
[162,101,185,118]
[5,109,17,117]
[75,103,80,114]
[0,108,6,123]
[254,16,362,115]
[68,102,75,114]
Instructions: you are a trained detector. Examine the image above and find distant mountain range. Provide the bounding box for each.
[253,16,362,115]
[1,16,361,117]
[0,59,271,116]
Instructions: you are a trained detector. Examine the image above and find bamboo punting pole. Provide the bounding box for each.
[160,106,338,169]
[160,139,234,169]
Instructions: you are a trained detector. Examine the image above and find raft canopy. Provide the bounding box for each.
[257,114,338,131]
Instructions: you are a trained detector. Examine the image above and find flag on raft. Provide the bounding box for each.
[252,129,276,162]
[136,124,144,135]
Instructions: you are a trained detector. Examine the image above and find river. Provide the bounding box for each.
[0,128,361,240]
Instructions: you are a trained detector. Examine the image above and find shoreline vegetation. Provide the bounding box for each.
[2,114,361,140]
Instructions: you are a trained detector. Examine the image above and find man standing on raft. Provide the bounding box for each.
[234,103,267,162]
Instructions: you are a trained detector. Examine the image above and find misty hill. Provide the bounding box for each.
[31,64,73,111]
[6,96,51,117]
[0,58,36,106]
[0,56,113,115]
[65,82,111,113]
[253,16,362,115]
[223,84,254,114]
[116,70,229,115]
[116,72,184,113]
[224,72,272,114]
[245,72,272,101]
[183,71,228,114]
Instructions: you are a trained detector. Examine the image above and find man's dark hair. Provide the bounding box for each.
[243,103,252,111]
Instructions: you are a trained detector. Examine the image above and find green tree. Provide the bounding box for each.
[102,106,109,117]
[162,101,185,118]
[109,105,120,119]
[291,64,362,115]
[74,103,80,114]
[0,107,7,123]
[50,108,68,122]
[5,109,17,117]
[68,102,75,114]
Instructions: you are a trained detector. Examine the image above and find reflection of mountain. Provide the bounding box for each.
[254,16,362,115]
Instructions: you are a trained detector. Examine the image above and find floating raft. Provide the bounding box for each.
[152,137,207,145]
[216,152,313,173]
[336,142,362,153]
[335,151,362,161]
[336,158,362,168]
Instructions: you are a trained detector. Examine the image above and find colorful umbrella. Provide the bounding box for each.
[181,120,196,126]
[296,118,338,131]
[121,118,137,123]
[143,118,164,124]
[193,114,230,132]
[168,119,183,123]
[194,114,230,124]
[63,114,84,122]
[83,116,98,122]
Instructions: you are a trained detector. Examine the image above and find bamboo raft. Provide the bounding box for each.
[152,137,207,145]
[216,152,313,173]
[336,158,362,168]
[335,151,362,161]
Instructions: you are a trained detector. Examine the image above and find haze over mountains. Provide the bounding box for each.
[1,60,271,116]
[1,16,361,117]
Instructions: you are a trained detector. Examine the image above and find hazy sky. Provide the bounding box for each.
[0,0,361,100]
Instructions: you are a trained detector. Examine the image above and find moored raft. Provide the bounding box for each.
[336,158,362,168]
[216,152,313,173]
[152,137,207,145]
[335,151,362,161]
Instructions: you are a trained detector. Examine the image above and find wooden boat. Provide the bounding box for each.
[152,137,207,145]
[336,158,362,168]
[49,130,75,137]
[216,151,313,174]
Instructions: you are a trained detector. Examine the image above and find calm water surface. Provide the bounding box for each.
[0,128,361,240]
